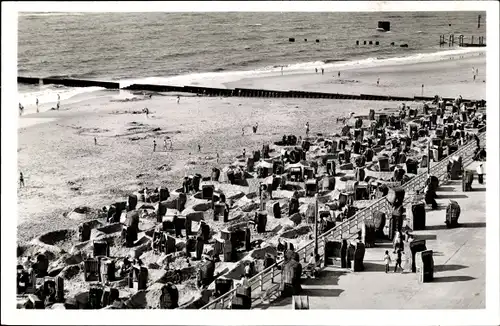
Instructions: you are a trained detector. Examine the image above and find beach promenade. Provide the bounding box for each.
[262,163,486,310]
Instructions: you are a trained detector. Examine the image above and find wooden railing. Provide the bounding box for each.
[200,130,485,310]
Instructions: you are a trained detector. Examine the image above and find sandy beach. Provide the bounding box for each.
[17,54,485,244]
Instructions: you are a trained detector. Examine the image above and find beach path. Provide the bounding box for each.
[258,167,486,309]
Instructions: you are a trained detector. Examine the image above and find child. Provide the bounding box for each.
[384,250,391,273]
[394,249,403,272]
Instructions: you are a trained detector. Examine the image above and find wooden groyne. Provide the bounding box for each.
[17,76,484,103]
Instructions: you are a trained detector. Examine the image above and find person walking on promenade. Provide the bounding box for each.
[394,249,403,272]
[153,140,157,152]
[393,231,402,253]
[19,172,25,188]
[36,97,39,113]
[384,250,392,273]
[477,163,484,184]
[321,68,324,75]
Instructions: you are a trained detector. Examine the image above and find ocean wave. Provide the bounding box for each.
[117,47,485,89]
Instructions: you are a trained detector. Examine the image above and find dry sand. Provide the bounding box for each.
[17,54,486,245]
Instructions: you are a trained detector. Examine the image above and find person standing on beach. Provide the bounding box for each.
[144,107,149,118]
[384,250,391,273]
[177,96,180,104]
[242,149,246,158]
[57,94,60,110]
[281,66,284,76]
[153,140,157,152]
[377,78,380,86]
[321,68,324,75]
[164,138,168,151]
[338,71,340,78]
[198,144,201,153]
[315,68,318,74]
[19,103,24,116]
[394,249,403,273]
[216,152,220,163]
[169,139,173,151]
[305,122,310,137]
[19,172,25,188]
[242,127,245,136]
[94,137,97,146]
[476,163,484,184]
[36,97,39,113]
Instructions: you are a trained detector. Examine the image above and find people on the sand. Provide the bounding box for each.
[94,137,97,146]
[169,139,173,151]
[36,98,39,113]
[377,77,380,86]
[476,163,484,184]
[252,123,258,134]
[177,96,180,104]
[394,249,403,273]
[315,68,318,74]
[242,127,245,136]
[19,172,25,188]
[242,149,246,158]
[19,103,24,116]
[144,107,149,118]
[281,66,283,76]
[164,139,168,151]
[338,71,340,78]
[153,140,157,152]
[321,68,324,75]
[198,144,201,152]
[305,122,310,136]
[384,250,392,273]
[216,152,219,163]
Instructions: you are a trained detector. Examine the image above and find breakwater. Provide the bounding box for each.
[18,76,484,103]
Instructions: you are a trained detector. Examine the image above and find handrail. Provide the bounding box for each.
[199,130,485,309]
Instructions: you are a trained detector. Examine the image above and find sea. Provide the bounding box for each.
[18,11,486,111]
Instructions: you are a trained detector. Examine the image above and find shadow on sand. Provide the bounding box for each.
[301,288,344,297]
[425,222,486,231]
[432,275,475,283]
[437,194,469,199]
[415,234,437,241]
[434,264,468,272]
[305,270,348,286]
